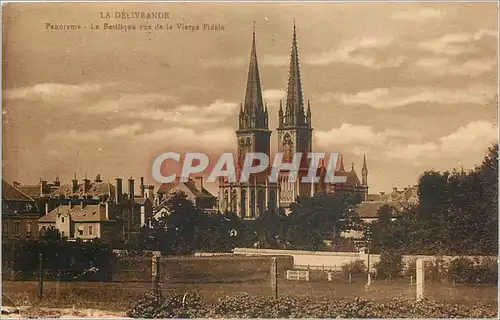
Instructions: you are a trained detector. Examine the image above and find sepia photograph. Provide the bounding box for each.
[1,1,498,318]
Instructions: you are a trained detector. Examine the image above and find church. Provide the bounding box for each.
[217,23,368,218]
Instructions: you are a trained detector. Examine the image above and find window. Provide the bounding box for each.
[3,222,8,236]
[89,226,93,236]
[61,217,65,223]
[14,221,20,236]
[61,231,65,237]
[78,229,83,236]
[27,222,32,237]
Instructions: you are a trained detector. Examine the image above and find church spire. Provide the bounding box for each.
[284,20,306,127]
[240,21,267,129]
[362,154,368,186]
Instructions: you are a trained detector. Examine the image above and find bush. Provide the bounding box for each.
[127,293,498,318]
[449,257,498,284]
[127,291,205,318]
[341,260,366,278]
[374,249,404,279]
[448,257,474,283]
[425,256,448,283]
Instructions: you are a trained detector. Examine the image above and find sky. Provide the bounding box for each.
[2,2,498,196]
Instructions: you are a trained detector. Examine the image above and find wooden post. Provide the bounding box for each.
[349,273,352,284]
[38,253,44,299]
[410,275,413,286]
[416,259,425,301]
[151,255,160,295]
[270,257,278,299]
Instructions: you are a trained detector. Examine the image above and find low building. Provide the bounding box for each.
[154,177,217,218]
[2,180,40,244]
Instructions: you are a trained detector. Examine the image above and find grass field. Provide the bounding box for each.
[3,278,497,313]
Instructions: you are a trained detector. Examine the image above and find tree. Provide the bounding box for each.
[287,193,361,251]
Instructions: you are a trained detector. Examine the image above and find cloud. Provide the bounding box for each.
[315,123,417,148]
[3,83,107,102]
[392,8,445,21]
[262,55,289,67]
[318,84,497,109]
[419,29,498,56]
[44,123,143,143]
[136,127,235,150]
[382,121,497,161]
[304,37,405,68]
[202,57,247,69]
[415,57,497,76]
[263,89,286,102]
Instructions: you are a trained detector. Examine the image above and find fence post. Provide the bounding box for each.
[38,253,44,299]
[151,254,161,296]
[270,257,278,299]
[416,259,425,301]
[349,273,352,284]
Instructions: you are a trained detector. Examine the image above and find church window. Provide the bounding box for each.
[224,190,229,212]
[250,189,255,218]
[283,134,293,163]
[257,190,265,216]
[240,190,247,217]
[231,190,237,213]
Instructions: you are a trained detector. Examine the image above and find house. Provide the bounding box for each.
[341,185,418,239]
[154,177,217,219]
[37,176,153,243]
[2,180,41,244]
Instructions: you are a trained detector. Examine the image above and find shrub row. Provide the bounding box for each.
[127,292,497,318]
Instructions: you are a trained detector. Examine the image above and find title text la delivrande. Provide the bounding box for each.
[101,11,171,20]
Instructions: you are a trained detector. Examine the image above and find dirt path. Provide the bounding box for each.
[5,306,130,319]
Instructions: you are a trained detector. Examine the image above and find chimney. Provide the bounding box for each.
[83,177,91,193]
[144,185,155,201]
[54,177,60,187]
[105,201,110,220]
[115,178,123,203]
[392,186,398,193]
[128,177,135,200]
[45,203,49,215]
[40,180,48,196]
[140,206,146,227]
[13,181,20,188]
[140,177,145,198]
[72,177,79,193]
[379,192,385,196]
[95,174,102,183]
[194,176,204,191]
[81,200,85,210]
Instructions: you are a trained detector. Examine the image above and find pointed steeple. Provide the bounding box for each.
[362,154,368,186]
[240,21,267,130]
[284,20,306,127]
[339,154,345,171]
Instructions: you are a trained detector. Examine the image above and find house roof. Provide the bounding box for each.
[157,179,216,199]
[357,201,404,219]
[135,198,152,205]
[17,185,41,197]
[39,203,110,223]
[2,180,36,202]
[51,181,115,198]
